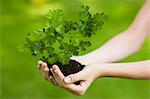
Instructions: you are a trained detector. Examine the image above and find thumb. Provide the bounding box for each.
[64,71,84,84]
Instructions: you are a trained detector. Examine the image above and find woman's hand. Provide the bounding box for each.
[37,60,58,85]
[37,60,101,95]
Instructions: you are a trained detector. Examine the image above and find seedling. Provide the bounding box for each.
[20,5,108,81]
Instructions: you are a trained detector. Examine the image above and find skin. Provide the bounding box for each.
[37,0,150,96]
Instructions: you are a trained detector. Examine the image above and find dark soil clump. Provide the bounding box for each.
[47,60,85,85]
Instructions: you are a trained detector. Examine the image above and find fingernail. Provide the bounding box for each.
[55,65,58,69]
[43,63,47,66]
[50,68,53,72]
[64,76,71,83]
[38,60,42,64]
[53,65,56,68]
[52,65,57,70]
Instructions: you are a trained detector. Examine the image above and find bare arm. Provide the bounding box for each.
[72,0,150,65]
[97,60,150,79]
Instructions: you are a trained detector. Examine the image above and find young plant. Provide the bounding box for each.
[21,5,108,77]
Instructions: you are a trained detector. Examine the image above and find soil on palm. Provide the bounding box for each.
[47,60,85,84]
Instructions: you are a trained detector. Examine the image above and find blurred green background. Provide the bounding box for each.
[1,0,150,99]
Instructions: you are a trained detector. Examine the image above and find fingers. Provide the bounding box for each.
[66,81,88,96]
[53,65,65,80]
[37,60,54,84]
[50,76,57,85]
[50,65,77,88]
[64,71,85,84]
[37,60,47,71]
[37,60,43,69]
[50,65,87,95]
[50,65,65,87]
[40,62,49,80]
[43,67,49,80]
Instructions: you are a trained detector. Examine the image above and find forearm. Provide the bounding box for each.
[81,31,146,64]
[129,0,150,34]
[96,60,150,79]
[79,0,150,64]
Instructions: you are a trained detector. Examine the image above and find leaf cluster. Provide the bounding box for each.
[22,5,108,65]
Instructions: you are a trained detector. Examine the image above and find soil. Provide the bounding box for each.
[47,60,85,85]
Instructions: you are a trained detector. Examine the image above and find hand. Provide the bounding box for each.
[51,63,101,95]
[37,60,101,95]
[37,55,88,86]
[37,60,92,95]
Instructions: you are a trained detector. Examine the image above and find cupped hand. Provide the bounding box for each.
[37,59,101,95]
[37,60,96,95]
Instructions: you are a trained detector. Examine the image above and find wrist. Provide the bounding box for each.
[92,63,115,78]
[89,63,108,78]
[97,63,108,78]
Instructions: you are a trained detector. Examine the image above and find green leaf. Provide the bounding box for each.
[58,52,70,65]
[21,5,108,65]
[42,50,49,59]
[47,9,64,28]
[47,55,58,65]
[79,41,91,50]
